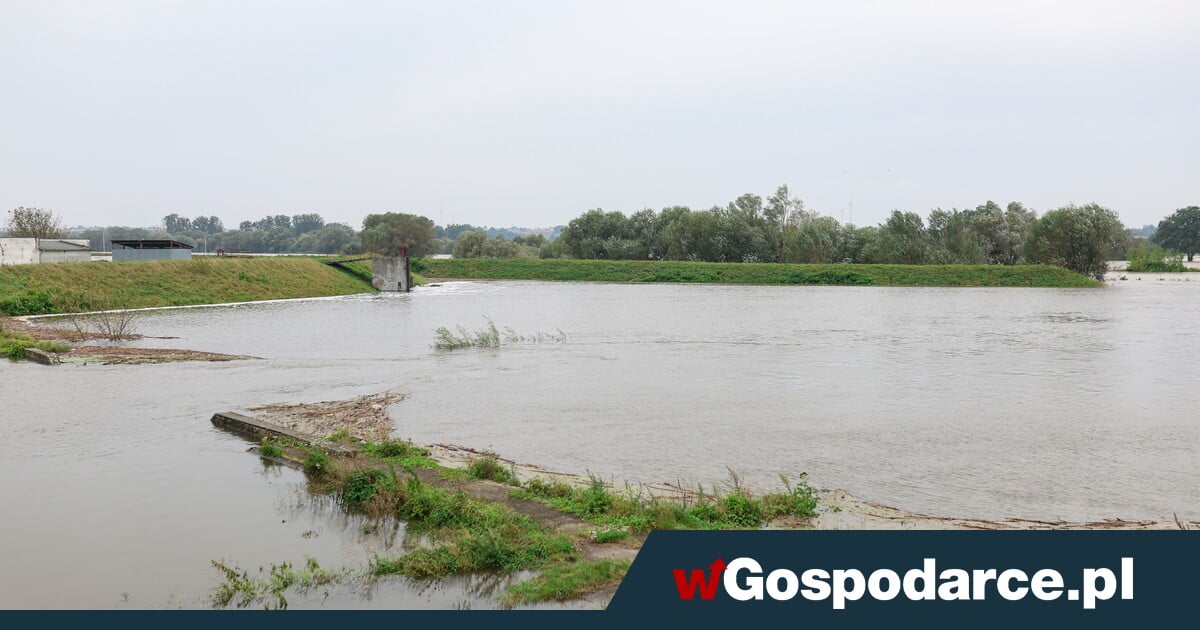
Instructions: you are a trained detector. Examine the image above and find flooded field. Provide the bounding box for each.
[2,279,1198,607]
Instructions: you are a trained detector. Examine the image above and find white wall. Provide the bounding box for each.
[0,238,38,265]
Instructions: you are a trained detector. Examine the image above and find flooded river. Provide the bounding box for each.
[2,279,1198,607]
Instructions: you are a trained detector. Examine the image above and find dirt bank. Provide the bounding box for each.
[4,315,254,365]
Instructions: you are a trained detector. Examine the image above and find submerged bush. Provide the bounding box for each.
[433,316,566,350]
[1127,243,1188,273]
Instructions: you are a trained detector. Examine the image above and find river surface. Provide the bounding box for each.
[2,279,1198,608]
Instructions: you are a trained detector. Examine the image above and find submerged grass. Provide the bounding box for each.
[231,431,818,607]
[500,559,631,608]
[420,258,1101,288]
[433,316,567,350]
[211,557,341,610]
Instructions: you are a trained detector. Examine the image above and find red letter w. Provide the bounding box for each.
[672,558,727,600]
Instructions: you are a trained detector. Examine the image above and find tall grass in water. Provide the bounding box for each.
[434,317,566,350]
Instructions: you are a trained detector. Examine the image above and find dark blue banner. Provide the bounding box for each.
[4,531,1196,629]
[611,530,1198,625]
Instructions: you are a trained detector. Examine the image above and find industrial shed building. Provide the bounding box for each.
[0,238,92,265]
[110,239,193,262]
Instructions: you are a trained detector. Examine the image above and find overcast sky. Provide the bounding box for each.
[2,1,1197,230]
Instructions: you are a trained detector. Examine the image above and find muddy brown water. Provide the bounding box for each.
[2,279,1199,607]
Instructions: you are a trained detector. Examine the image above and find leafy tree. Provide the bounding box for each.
[664,210,720,261]
[437,223,483,240]
[291,224,355,254]
[835,225,877,263]
[869,211,927,264]
[764,185,805,262]
[6,207,67,238]
[559,209,636,259]
[453,231,525,258]
[1025,203,1126,281]
[785,215,840,263]
[361,212,436,257]
[926,208,985,264]
[290,213,325,236]
[964,201,1035,265]
[191,215,224,234]
[162,213,191,234]
[1152,206,1200,262]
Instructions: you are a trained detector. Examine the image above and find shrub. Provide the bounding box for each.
[1127,243,1188,272]
[303,451,331,477]
[467,454,519,485]
[259,439,283,458]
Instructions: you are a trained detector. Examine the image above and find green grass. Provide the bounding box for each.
[370,479,576,579]
[361,439,438,469]
[0,328,70,359]
[500,559,631,608]
[0,257,375,316]
[514,474,818,532]
[467,453,520,485]
[419,258,1101,288]
[258,439,284,459]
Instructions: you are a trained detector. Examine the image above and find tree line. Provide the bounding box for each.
[536,186,1198,281]
[6,196,1199,281]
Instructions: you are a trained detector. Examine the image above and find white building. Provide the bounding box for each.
[0,238,92,265]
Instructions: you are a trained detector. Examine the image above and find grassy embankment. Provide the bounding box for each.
[0,257,377,317]
[419,258,1101,288]
[220,437,817,609]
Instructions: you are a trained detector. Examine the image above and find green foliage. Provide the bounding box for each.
[419,258,1100,288]
[501,559,631,607]
[467,454,519,485]
[433,317,566,350]
[1152,206,1200,262]
[590,529,629,544]
[1025,204,1127,281]
[211,557,338,610]
[258,439,284,459]
[1127,243,1188,272]
[370,479,576,579]
[453,231,538,259]
[0,328,70,360]
[870,211,928,264]
[361,212,436,257]
[302,451,331,477]
[761,474,819,518]
[342,469,396,507]
[0,258,373,316]
[515,474,819,533]
[361,439,436,468]
[720,493,764,527]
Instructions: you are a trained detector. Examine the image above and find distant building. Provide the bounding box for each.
[0,238,92,265]
[110,239,194,262]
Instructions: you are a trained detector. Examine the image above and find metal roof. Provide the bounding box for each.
[110,239,194,249]
[36,239,91,251]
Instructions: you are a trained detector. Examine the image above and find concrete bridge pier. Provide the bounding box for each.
[372,255,412,292]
